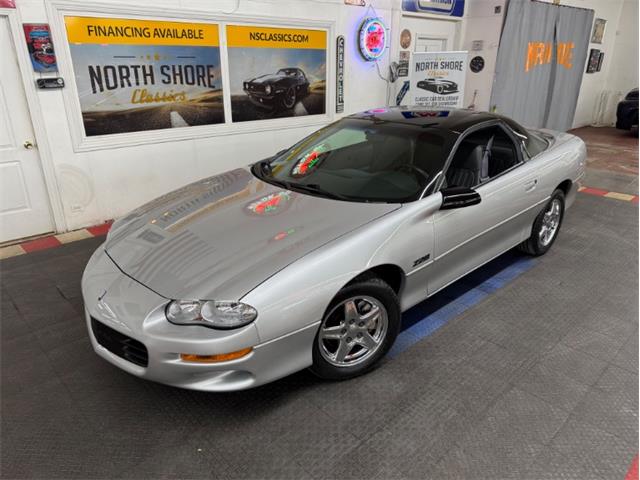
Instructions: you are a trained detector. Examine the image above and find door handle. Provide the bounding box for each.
[524,179,538,192]
[23,140,35,150]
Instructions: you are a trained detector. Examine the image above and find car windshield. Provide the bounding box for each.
[251,117,452,203]
[277,69,297,77]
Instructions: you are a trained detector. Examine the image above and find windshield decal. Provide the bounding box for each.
[291,144,327,177]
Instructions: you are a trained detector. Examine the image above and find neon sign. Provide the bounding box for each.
[358,17,387,61]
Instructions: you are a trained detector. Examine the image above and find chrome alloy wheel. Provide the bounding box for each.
[539,198,562,246]
[318,296,388,367]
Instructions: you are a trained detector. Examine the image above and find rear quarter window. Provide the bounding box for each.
[525,132,549,157]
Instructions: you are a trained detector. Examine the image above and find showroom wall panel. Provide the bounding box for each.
[13,0,394,232]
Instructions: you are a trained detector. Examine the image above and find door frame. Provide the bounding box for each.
[0,8,66,234]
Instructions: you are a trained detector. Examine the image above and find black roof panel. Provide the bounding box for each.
[347,107,502,133]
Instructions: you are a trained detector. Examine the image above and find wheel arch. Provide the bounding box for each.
[344,263,406,296]
[556,179,573,196]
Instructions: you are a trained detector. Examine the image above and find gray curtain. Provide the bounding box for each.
[490,0,594,131]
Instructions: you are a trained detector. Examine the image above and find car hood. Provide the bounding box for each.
[249,74,284,84]
[104,168,399,301]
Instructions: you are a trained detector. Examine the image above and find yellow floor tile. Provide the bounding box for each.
[603,191,635,201]
[0,244,26,260]
[54,229,93,244]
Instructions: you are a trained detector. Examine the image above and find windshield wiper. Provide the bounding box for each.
[252,164,349,201]
[287,183,350,201]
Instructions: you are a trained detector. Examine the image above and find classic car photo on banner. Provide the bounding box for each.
[227,25,327,122]
[64,17,224,136]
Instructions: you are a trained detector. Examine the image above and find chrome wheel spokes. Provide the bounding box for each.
[318,296,388,367]
[540,198,561,246]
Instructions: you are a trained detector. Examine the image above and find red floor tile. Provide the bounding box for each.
[20,235,62,253]
[87,222,112,237]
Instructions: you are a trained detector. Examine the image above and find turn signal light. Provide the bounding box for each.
[180,347,253,363]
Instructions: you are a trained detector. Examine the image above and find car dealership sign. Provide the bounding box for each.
[409,51,467,108]
[64,16,224,136]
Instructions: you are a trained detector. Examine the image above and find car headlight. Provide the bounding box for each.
[265,85,272,94]
[244,82,248,89]
[166,300,257,329]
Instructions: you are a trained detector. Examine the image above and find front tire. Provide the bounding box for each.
[310,277,400,380]
[279,87,297,110]
[517,189,565,256]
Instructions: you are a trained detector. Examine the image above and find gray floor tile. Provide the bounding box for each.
[536,342,609,386]
[551,417,637,479]
[514,362,590,412]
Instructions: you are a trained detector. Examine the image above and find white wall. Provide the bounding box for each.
[459,0,506,111]
[14,0,396,232]
[603,0,638,122]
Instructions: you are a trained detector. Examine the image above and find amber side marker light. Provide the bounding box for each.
[180,347,253,363]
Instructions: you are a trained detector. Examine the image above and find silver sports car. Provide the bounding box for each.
[82,108,586,391]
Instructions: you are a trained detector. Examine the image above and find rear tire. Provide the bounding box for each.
[517,189,565,256]
[310,277,400,381]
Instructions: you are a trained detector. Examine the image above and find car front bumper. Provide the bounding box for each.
[81,246,318,391]
[243,89,277,109]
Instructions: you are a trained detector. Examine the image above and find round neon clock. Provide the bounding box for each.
[358,17,387,61]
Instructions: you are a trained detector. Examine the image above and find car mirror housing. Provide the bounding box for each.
[440,186,481,210]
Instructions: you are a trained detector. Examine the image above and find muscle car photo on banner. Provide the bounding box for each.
[227,25,327,122]
[64,17,224,136]
[409,51,467,108]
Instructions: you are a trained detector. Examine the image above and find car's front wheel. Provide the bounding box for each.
[280,87,297,110]
[518,189,565,256]
[310,277,400,380]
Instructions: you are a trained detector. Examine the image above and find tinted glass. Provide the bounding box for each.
[501,116,548,157]
[445,125,519,189]
[252,118,452,203]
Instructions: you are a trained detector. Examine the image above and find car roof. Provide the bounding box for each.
[347,107,505,133]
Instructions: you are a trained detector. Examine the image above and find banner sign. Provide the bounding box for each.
[402,0,464,17]
[409,51,467,108]
[23,24,57,72]
[64,16,224,136]
[336,35,344,113]
[226,25,327,122]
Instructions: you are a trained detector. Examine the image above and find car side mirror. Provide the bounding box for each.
[440,186,481,210]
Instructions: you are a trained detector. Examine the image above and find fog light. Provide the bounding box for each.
[180,347,253,363]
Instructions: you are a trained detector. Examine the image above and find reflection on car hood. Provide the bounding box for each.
[249,74,284,84]
[105,168,399,300]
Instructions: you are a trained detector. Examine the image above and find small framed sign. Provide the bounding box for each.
[23,24,57,72]
[591,18,606,44]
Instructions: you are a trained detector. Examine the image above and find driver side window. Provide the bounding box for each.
[444,125,520,189]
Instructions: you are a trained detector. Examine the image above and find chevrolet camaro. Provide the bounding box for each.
[243,67,309,111]
[82,108,586,391]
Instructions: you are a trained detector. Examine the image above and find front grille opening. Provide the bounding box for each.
[91,318,149,368]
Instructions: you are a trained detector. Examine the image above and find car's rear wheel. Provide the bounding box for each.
[437,85,444,94]
[310,277,400,380]
[517,189,565,256]
[280,87,296,110]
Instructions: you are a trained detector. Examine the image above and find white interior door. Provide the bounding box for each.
[0,16,53,243]
[415,36,448,52]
